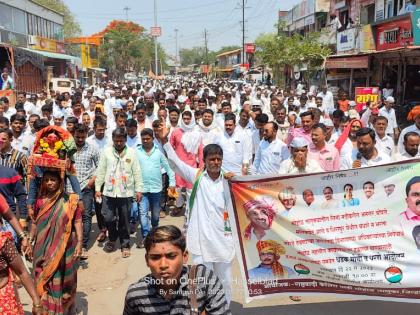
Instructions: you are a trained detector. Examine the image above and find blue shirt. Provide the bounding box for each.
[137,144,175,193]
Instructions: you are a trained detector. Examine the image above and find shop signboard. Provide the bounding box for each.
[337,28,357,53]
[360,25,376,51]
[412,9,420,45]
[376,16,413,50]
[355,87,379,112]
[32,36,64,53]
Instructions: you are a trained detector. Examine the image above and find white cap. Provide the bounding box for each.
[348,109,360,119]
[385,96,395,103]
[290,137,309,148]
[349,101,357,107]
[252,99,263,107]
[52,110,64,119]
[292,100,301,106]
[323,118,334,127]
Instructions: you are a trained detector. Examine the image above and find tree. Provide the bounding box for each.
[33,0,81,39]
[98,21,167,80]
[179,45,241,66]
[255,28,331,84]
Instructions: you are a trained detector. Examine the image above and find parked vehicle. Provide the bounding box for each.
[49,78,72,94]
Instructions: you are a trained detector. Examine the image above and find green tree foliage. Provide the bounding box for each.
[33,0,81,39]
[179,45,241,66]
[99,24,167,80]
[255,30,331,71]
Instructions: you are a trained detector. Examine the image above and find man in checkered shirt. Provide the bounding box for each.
[71,123,100,259]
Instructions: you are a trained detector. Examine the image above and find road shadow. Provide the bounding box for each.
[230,300,420,315]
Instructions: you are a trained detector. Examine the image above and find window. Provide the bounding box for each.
[360,4,376,25]
[0,3,13,31]
[12,8,26,34]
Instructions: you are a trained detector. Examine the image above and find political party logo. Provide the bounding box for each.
[384,266,403,284]
[294,264,310,275]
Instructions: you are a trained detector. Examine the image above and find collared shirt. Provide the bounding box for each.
[398,124,420,153]
[375,134,394,157]
[72,143,99,191]
[95,146,143,198]
[308,143,340,171]
[11,132,26,153]
[379,107,397,135]
[350,150,392,168]
[393,150,420,161]
[3,107,16,120]
[137,145,175,193]
[86,134,111,151]
[215,129,252,176]
[278,158,323,174]
[275,121,290,142]
[0,147,28,184]
[317,91,334,113]
[253,139,289,175]
[127,134,141,149]
[123,265,231,315]
[163,142,235,262]
[399,208,420,238]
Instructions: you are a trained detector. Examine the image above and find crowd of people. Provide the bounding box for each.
[0,76,419,314]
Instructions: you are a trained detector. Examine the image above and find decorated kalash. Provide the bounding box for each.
[26,126,84,314]
[28,126,76,180]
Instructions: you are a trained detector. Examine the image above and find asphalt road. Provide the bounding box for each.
[19,215,420,315]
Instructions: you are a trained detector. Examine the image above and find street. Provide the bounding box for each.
[19,215,420,315]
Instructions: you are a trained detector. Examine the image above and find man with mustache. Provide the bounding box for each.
[351,128,391,168]
[248,240,295,281]
[400,177,420,238]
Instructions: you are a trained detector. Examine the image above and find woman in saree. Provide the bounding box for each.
[28,170,83,315]
[0,193,42,314]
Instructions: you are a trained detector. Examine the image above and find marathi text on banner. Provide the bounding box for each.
[226,159,420,302]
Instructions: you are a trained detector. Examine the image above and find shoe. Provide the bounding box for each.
[80,248,88,260]
[104,241,116,253]
[289,296,301,302]
[160,211,166,218]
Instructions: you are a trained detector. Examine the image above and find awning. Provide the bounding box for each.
[21,48,82,66]
[88,67,106,72]
[325,55,369,69]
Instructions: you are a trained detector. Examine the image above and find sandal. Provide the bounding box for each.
[289,296,302,302]
[104,241,116,253]
[96,231,107,242]
[122,248,131,258]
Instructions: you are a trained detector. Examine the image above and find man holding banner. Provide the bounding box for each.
[157,118,235,305]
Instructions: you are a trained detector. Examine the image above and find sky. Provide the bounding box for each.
[64,0,300,59]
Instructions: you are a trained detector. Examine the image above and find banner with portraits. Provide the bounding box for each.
[226,159,420,303]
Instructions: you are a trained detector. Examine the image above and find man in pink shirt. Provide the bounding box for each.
[285,111,314,145]
[308,123,340,171]
[400,176,420,239]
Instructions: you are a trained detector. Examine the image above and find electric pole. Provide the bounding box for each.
[123,6,130,21]
[236,1,250,65]
[174,28,179,74]
[154,0,158,76]
[242,0,245,65]
[204,29,209,66]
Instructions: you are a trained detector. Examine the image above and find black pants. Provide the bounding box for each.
[81,188,94,249]
[101,196,131,249]
[160,173,169,212]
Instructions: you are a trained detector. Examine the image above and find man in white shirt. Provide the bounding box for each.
[317,86,335,115]
[253,122,289,175]
[0,97,16,120]
[373,116,394,157]
[351,128,391,168]
[195,109,222,146]
[379,96,399,141]
[126,119,141,148]
[398,106,420,153]
[394,132,420,160]
[215,113,252,176]
[86,118,110,151]
[158,122,235,304]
